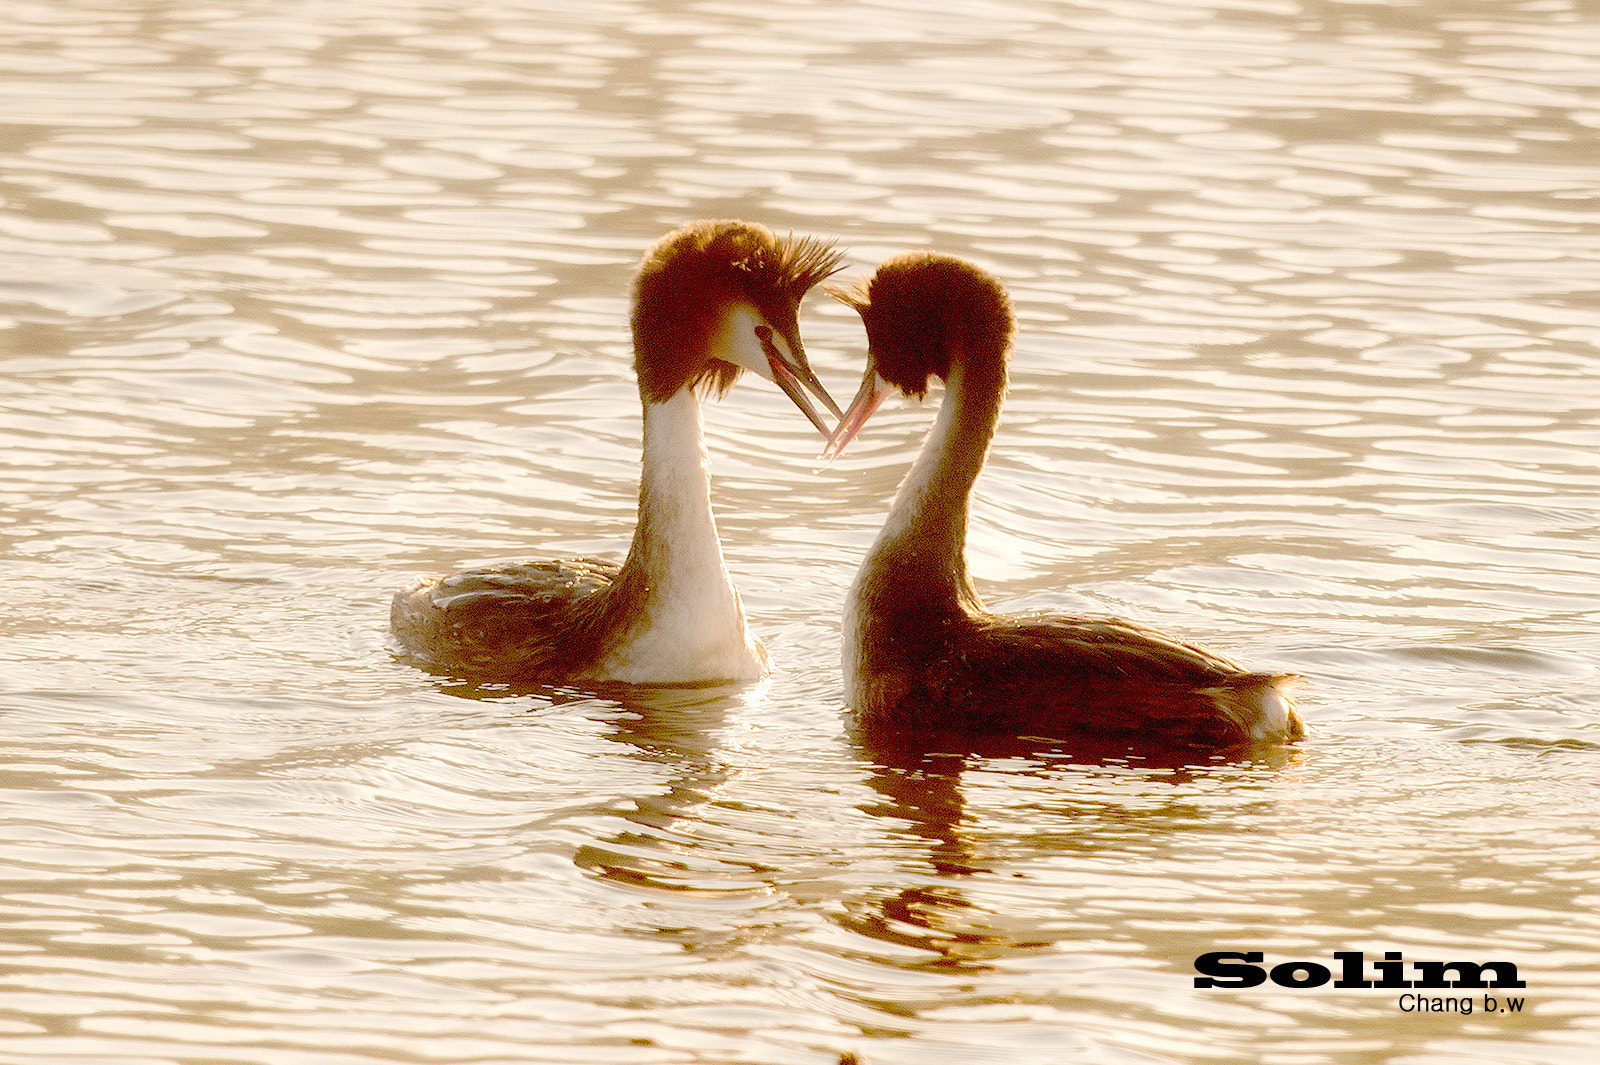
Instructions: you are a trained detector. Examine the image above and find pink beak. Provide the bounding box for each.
[821,369,895,461]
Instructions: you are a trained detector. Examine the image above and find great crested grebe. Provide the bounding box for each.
[824,252,1304,748]
[392,219,844,686]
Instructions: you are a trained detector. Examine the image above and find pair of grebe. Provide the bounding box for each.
[392,220,1303,748]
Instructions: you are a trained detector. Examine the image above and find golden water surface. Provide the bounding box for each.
[2,1,1598,1062]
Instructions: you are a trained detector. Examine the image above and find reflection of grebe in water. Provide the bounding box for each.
[825,253,1304,748]
[393,220,843,686]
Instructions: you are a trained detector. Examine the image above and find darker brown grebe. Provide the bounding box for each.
[825,252,1304,748]
[392,220,844,686]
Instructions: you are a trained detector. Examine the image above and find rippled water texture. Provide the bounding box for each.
[3,1,1598,1062]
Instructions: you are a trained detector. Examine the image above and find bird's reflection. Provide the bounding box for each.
[437,674,741,761]
[856,723,1303,851]
[843,721,1307,971]
[431,673,1308,985]
[439,675,761,896]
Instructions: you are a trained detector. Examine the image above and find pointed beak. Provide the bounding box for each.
[755,325,841,438]
[821,366,895,462]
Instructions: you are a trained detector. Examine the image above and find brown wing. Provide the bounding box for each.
[911,613,1294,747]
[390,558,620,680]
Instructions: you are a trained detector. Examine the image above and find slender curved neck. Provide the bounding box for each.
[623,388,738,605]
[602,387,761,682]
[865,348,1006,612]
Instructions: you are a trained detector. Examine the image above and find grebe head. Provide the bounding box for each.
[823,252,1015,458]
[632,219,845,434]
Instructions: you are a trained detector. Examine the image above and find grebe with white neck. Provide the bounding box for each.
[392,219,844,686]
[825,252,1304,748]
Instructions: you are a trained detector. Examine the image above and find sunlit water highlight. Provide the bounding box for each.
[2,1,1598,1063]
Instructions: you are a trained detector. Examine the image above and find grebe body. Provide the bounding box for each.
[827,253,1303,748]
[392,220,843,686]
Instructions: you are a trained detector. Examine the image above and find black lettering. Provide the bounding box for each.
[1270,961,1331,988]
[1415,960,1524,989]
[1333,951,1371,988]
[1479,961,1524,988]
[1372,950,1411,988]
[1403,995,1471,1013]
[1194,951,1265,988]
[1505,997,1524,1013]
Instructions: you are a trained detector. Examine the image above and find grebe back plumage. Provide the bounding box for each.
[392,219,844,686]
[825,252,1304,748]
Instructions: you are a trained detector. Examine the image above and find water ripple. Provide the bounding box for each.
[3,1,1599,1062]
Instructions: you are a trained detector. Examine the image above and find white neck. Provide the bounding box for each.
[595,388,767,684]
